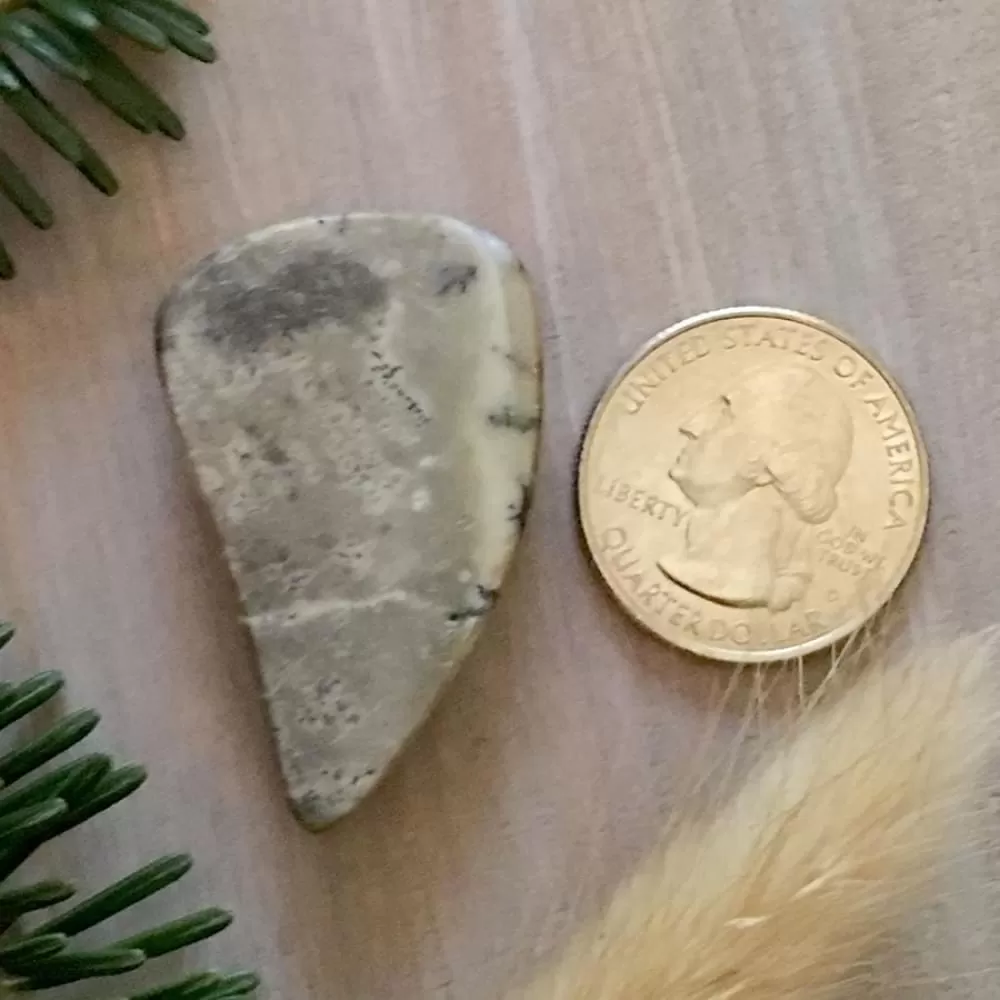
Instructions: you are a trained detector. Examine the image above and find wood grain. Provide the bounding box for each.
[0,1,999,997]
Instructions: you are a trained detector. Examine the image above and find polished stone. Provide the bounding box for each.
[158,213,541,828]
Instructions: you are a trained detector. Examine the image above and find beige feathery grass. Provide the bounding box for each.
[513,633,998,1000]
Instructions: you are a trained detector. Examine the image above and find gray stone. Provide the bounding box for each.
[157,214,541,828]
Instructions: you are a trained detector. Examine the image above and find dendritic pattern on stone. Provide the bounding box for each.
[157,214,541,828]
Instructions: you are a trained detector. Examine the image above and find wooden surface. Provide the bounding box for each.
[0,1,999,997]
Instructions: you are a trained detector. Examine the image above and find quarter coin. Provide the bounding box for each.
[577,307,929,662]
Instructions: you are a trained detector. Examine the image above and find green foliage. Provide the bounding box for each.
[0,0,215,278]
[0,624,257,999]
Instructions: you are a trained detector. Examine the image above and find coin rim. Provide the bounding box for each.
[577,306,931,663]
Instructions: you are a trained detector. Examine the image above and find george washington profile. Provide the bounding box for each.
[658,362,854,613]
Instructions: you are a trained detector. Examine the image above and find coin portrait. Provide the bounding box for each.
[577,308,929,662]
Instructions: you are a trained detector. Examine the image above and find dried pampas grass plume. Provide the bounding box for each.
[513,633,998,1000]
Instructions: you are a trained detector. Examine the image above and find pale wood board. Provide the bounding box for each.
[0,1,998,997]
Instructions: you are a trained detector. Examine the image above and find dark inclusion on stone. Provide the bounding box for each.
[192,247,389,353]
[448,585,500,623]
[437,263,479,296]
[487,407,542,433]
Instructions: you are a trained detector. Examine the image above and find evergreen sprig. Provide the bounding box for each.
[0,624,257,999]
[0,0,215,278]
